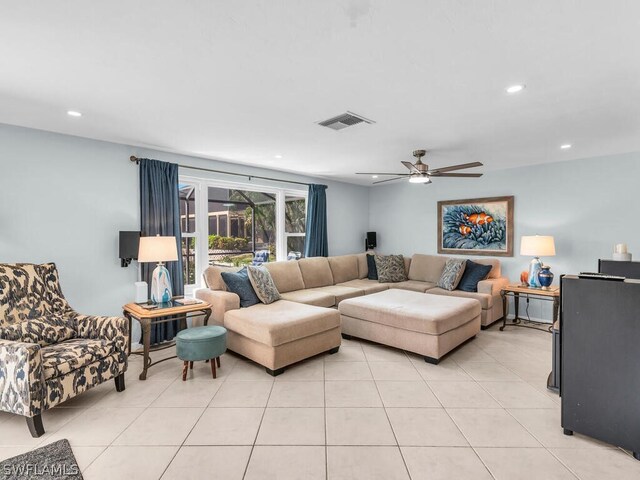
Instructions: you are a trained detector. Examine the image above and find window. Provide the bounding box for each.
[180,177,307,290]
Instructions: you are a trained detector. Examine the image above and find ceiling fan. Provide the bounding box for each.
[356,150,483,185]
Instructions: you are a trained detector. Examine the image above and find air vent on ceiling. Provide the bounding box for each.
[318,111,375,131]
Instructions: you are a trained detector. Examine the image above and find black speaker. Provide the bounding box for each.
[366,231,377,250]
[119,231,140,267]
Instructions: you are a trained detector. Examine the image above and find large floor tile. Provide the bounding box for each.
[256,408,325,445]
[401,446,493,480]
[325,381,382,407]
[151,377,222,407]
[0,408,84,447]
[83,445,178,480]
[95,378,174,408]
[362,344,411,363]
[210,381,273,407]
[476,447,577,480]
[327,446,410,480]
[245,446,325,480]
[448,342,495,364]
[550,448,640,480]
[447,408,541,447]
[459,362,522,381]
[185,408,263,445]
[0,446,32,462]
[47,407,145,446]
[428,381,502,408]
[274,358,325,381]
[56,383,112,408]
[479,381,559,408]
[324,361,373,381]
[326,408,396,446]
[376,381,440,408]
[413,357,473,381]
[387,408,468,446]
[268,381,324,407]
[113,407,204,445]
[69,446,106,472]
[161,446,251,480]
[324,346,367,362]
[369,361,422,381]
[227,361,275,381]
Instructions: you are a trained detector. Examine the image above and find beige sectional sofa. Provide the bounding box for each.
[195,253,508,375]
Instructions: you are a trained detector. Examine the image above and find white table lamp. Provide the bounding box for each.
[138,235,179,303]
[520,235,556,288]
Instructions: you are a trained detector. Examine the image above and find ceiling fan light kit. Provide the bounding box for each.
[356,149,484,185]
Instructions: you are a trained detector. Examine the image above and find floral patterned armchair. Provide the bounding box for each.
[0,263,128,437]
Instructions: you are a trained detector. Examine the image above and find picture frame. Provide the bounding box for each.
[437,196,514,257]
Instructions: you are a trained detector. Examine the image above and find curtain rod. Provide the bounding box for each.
[129,156,312,187]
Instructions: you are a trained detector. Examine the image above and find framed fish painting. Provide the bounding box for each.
[437,196,514,257]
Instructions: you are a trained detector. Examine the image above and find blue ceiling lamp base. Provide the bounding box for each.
[528,257,543,288]
[151,262,173,304]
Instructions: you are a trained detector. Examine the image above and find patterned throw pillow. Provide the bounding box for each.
[437,259,467,291]
[221,267,260,308]
[2,316,77,347]
[247,266,281,305]
[375,255,408,283]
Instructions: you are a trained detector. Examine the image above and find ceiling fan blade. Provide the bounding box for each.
[428,161,483,174]
[401,161,421,174]
[356,172,410,176]
[429,172,483,177]
[373,176,405,185]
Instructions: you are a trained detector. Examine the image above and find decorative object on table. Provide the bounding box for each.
[375,254,408,283]
[538,265,555,290]
[134,281,148,303]
[0,263,128,437]
[520,270,529,286]
[613,243,632,261]
[0,439,82,480]
[176,325,227,380]
[247,265,281,304]
[437,258,467,291]
[457,259,493,292]
[520,235,556,288]
[119,230,140,267]
[138,235,179,303]
[437,196,514,256]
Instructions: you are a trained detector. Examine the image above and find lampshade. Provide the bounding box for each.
[138,236,178,263]
[520,235,556,257]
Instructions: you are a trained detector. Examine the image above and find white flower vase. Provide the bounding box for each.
[151,263,172,303]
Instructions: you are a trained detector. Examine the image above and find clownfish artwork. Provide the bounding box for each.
[464,212,494,225]
[459,225,472,235]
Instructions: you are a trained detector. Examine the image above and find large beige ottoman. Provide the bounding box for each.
[338,289,481,364]
[223,300,341,376]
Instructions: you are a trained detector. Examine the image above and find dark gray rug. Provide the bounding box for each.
[0,439,83,480]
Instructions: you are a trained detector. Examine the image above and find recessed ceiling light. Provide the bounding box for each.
[560,144,572,150]
[274,154,283,159]
[506,84,525,94]
[372,175,379,179]
[67,110,82,117]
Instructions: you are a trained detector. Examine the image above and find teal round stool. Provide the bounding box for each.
[176,326,227,381]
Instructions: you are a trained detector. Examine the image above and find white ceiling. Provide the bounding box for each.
[2,1,640,185]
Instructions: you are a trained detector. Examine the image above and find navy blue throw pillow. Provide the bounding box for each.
[457,260,493,292]
[221,267,260,308]
[366,254,378,280]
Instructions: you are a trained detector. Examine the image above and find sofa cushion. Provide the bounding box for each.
[307,285,364,304]
[220,267,260,308]
[407,254,448,283]
[427,287,493,309]
[437,259,467,291]
[328,255,360,284]
[375,255,408,283]
[41,338,113,379]
[0,315,76,346]
[203,265,242,291]
[336,279,389,295]
[298,257,334,288]
[366,254,378,280]
[388,280,437,293]
[457,260,493,292]
[470,258,501,279]
[223,300,341,347]
[264,261,305,293]
[280,289,335,308]
[356,253,368,279]
[338,289,480,335]
[247,266,281,304]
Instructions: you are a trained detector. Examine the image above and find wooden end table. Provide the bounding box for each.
[500,284,559,332]
[123,301,212,380]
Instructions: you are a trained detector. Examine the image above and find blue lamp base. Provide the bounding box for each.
[151,263,172,303]
[528,257,543,288]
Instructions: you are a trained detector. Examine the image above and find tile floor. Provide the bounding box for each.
[1,325,639,479]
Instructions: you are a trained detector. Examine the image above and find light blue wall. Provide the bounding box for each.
[0,124,370,325]
[368,152,640,320]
